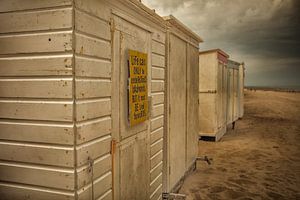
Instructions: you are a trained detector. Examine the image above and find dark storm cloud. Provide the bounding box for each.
[142,0,300,87]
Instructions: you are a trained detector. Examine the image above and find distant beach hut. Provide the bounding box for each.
[199,49,229,141]
[227,59,245,127]
[238,62,245,118]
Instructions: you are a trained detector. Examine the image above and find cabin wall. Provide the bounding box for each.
[222,65,228,128]
[167,32,187,191]
[0,0,75,199]
[198,53,217,135]
[233,69,239,121]
[238,64,244,118]
[73,0,113,199]
[165,24,200,191]
[215,61,227,140]
[199,51,228,141]
[186,44,199,170]
[73,1,166,199]
[0,1,204,199]
[149,31,166,200]
[227,68,234,125]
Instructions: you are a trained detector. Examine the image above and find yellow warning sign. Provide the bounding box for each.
[128,50,148,127]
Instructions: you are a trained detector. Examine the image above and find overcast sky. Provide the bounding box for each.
[142,0,300,87]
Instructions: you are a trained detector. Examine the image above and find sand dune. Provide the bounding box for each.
[179,90,300,200]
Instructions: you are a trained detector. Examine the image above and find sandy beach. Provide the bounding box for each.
[179,90,300,199]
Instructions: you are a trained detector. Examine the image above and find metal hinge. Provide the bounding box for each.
[110,18,115,33]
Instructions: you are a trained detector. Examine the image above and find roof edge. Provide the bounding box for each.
[124,0,168,28]
[163,15,203,42]
[199,49,229,58]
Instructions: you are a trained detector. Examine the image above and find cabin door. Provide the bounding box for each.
[112,15,151,200]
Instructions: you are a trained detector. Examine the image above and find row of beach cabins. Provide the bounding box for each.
[0,0,244,199]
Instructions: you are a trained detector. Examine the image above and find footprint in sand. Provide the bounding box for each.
[216,167,228,172]
[189,188,198,193]
[199,185,210,189]
[207,193,222,200]
[192,193,202,200]
[210,186,227,193]
[223,188,245,199]
[267,191,284,199]
[265,177,278,183]
[239,174,248,179]
[228,178,256,186]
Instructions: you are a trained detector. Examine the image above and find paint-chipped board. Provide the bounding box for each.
[151,104,164,118]
[0,182,74,200]
[0,0,73,13]
[75,9,111,41]
[77,154,111,189]
[0,161,74,190]
[150,127,163,144]
[0,55,73,76]
[152,31,166,45]
[76,117,111,144]
[152,67,165,80]
[0,32,73,55]
[75,0,111,22]
[76,135,111,166]
[151,80,164,93]
[77,172,112,200]
[0,120,74,145]
[152,54,165,68]
[0,141,74,167]
[0,8,72,34]
[151,93,164,105]
[0,100,73,122]
[75,56,111,78]
[75,33,111,59]
[0,78,72,98]
[150,116,164,132]
[76,98,111,121]
[150,161,162,183]
[150,138,163,157]
[152,41,165,56]
[75,79,111,99]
